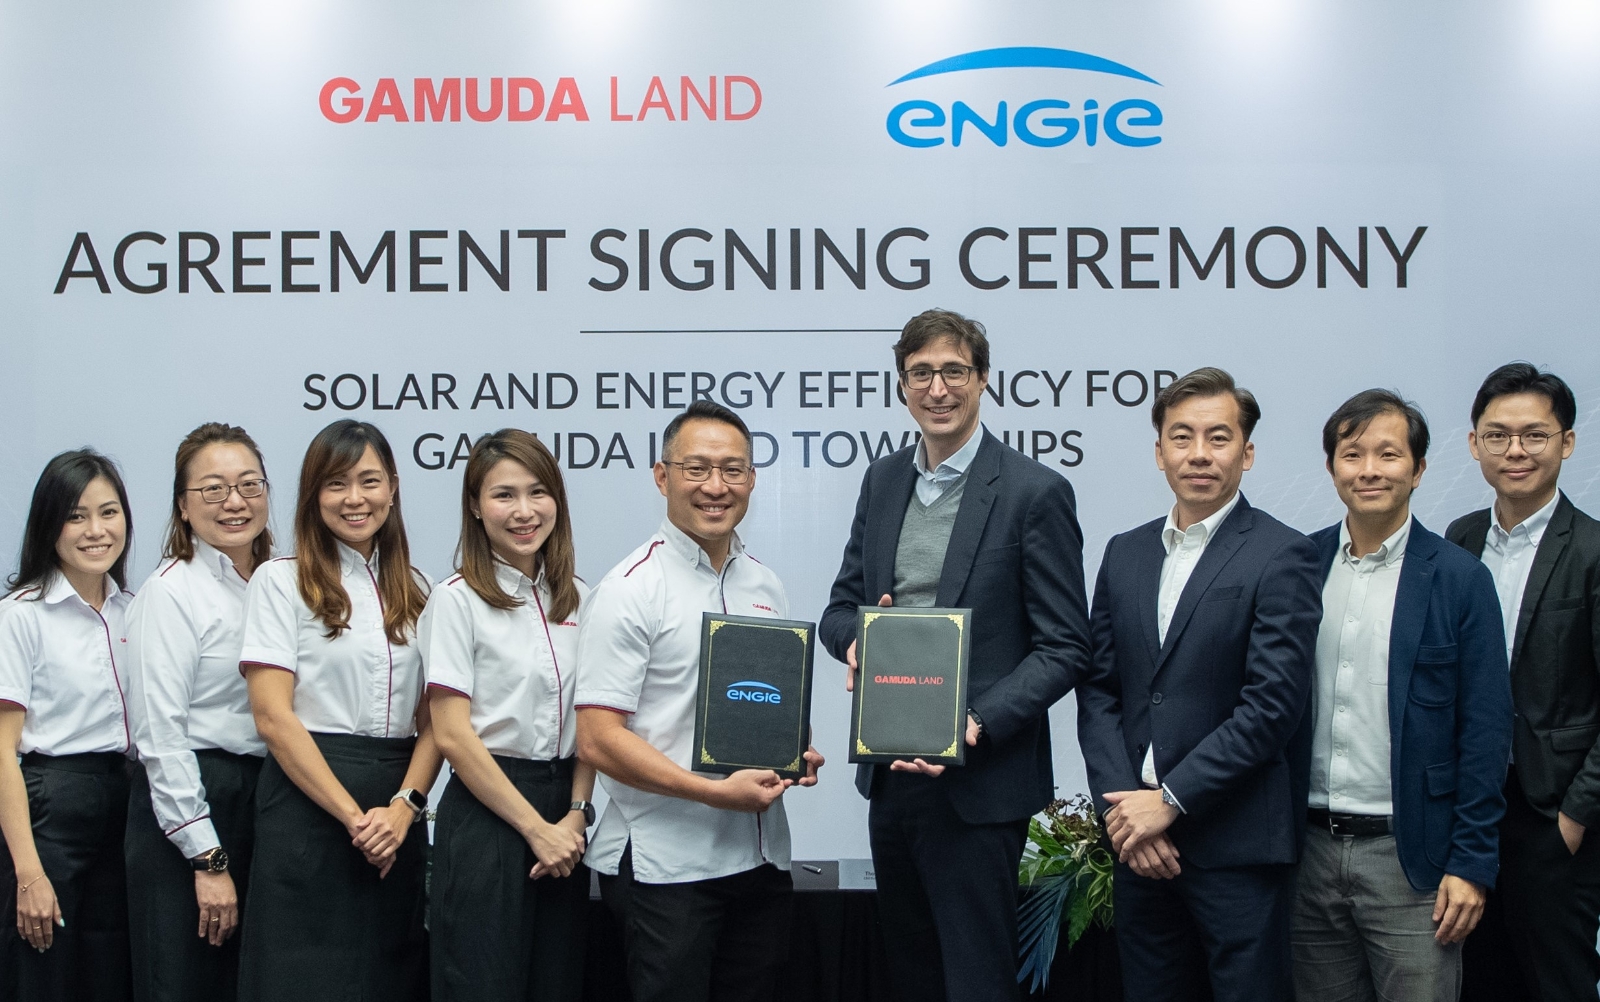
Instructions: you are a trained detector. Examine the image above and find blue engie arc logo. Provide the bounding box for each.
[886,46,1162,149]
[727,681,783,705]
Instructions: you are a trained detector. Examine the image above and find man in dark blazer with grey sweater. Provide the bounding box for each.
[1076,368,1323,1002]
[820,309,1091,1002]
[1450,363,1600,1002]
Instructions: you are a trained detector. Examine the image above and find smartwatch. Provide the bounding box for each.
[570,800,596,827]
[391,788,428,820]
[190,847,229,874]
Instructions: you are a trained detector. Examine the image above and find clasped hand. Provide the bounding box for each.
[527,812,588,880]
[349,801,416,878]
[1103,789,1182,880]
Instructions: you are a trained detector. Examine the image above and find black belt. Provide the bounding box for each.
[1308,808,1392,838]
[21,751,128,774]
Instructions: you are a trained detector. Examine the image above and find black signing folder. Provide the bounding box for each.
[692,613,815,780]
[848,606,972,766]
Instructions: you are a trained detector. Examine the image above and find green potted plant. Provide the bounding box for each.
[1017,794,1116,993]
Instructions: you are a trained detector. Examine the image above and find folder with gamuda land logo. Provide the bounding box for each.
[849,607,972,766]
[692,612,815,780]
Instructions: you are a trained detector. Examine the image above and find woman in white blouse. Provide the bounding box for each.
[235,420,439,1002]
[0,450,137,1001]
[124,423,273,1002]
[423,429,593,1002]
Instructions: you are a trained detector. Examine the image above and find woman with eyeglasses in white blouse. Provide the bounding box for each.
[125,423,273,1002]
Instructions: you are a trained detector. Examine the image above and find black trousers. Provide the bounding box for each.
[599,845,792,1002]
[0,752,132,1002]
[124,751,261,1002]
[236,733,427,1002]
[1463,769,1600,1002]
[1114,855,1295,1002]
[867,770,1030,1002]
[431,756,588,1002]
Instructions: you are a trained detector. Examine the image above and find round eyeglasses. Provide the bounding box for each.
[1478,431,1553,456]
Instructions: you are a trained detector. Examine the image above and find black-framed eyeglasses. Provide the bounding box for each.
[663,462,750,484]
[185,479,268,503]
[901,364,978,389]
[1478,431,1554,456]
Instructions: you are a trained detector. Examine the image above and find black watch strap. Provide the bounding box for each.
[190,847,229,873]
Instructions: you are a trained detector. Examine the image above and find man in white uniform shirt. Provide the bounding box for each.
[1294,390,1511,1001]
[576,400,823,1002]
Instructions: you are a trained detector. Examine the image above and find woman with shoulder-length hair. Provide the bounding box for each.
[124,423,273,1002]
[422,429,594,1002]
[0,449,136,1001]
[235,420,439,1002]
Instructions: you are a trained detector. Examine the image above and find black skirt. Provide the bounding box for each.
[0,751,132,1002]
[430,756,587,1002]
[236,732,427,1002]
[125,751,262,1002]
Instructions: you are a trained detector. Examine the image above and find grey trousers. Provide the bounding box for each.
[1291,826,1460,1002]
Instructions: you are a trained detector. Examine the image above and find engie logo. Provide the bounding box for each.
[726,681,783,705]
[886,46,1162,149]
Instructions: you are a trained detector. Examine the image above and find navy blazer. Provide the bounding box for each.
[1077,495,1323,869]
[819,429,1092,825]
[1308,517,1512,891]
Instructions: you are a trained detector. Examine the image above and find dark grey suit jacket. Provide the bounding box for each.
[819,429,1092,825]
[1447,493,1600,827]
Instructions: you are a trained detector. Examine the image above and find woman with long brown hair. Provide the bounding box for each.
[422,429,593,1002]
[234,420,438,1002]
[125,423,273,1002]
[0,449,136,1001]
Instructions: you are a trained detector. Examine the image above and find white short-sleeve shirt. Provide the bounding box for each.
[576,519,793,884]
[0,573,134,757]
[127,539,266,857]
[238,544,428,738]
[420,561,588,761]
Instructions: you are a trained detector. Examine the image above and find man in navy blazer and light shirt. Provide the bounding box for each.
[1292,390,1512,1001]
[1076,367,1323,1002]
[820,309,1091,1002]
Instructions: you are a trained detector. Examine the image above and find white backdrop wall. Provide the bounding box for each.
[3,0,1599,860]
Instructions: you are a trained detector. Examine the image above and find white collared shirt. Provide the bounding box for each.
[0,573,133,756]
[420,561,588,761]
[238,545,429,738]
[1482,492,1560,664]
[1142,491,1242,786]
[1309,518,1409,814]
[912,424,983,505]
[576,519,792,884]
[127,539,266,858]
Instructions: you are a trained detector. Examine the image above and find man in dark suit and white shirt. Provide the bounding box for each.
[820,309,1091,1002]
[1076,367,1323,1002]
[1450,363,1600,1001]
[1293,389,1511,1001]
